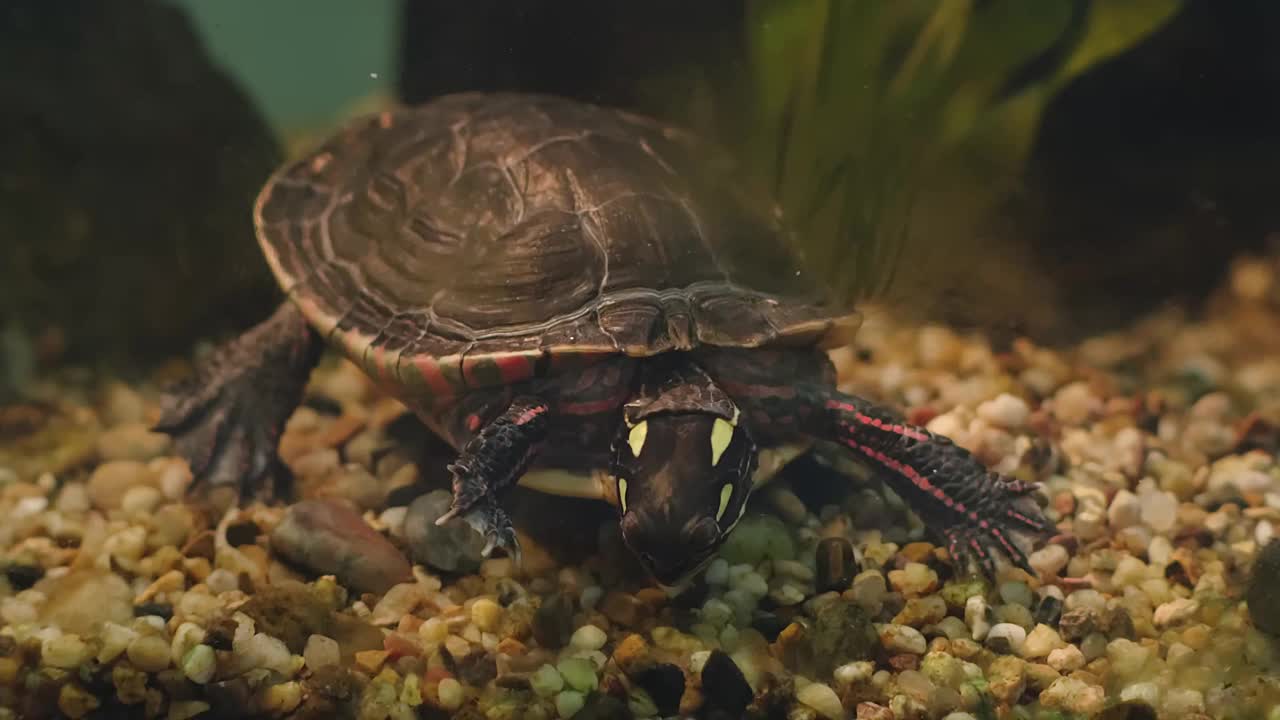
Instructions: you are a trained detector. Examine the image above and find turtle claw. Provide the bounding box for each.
[454,499,522,564]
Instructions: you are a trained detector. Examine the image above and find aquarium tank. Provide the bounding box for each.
[3,1,1280,718]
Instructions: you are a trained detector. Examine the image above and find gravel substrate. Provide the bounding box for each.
[5,251,1280,719]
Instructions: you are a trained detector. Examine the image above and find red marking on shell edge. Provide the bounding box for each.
[415,355,455,399]
[495,352,539,385]
[466,414,481,432]
[515,405,547,426]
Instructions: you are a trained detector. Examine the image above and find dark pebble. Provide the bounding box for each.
[815,537,857,593]
[456,651,497,687]
[810,598,877,676]
[495,672,531,690]
[633,662,684,716]
[1097,700,1159,720]
[270,498,412,595]
[1058,608,1097,642]
[1034,595,1063,626]
[4,564,43,590]
[1249,538,1280,635]
[576,693,634,720]
[531,592,575,650]
[1102,606,1136,640]
[239,580,337,653]
[403,490,486,574]
[133,602,173,620]
[750,611,790,643]
[700,649,752,717]
[224,520,261,547]
[204,677,252,720]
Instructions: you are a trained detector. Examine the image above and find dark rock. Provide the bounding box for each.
[749,611,789,643]
[810,598,877,677]
[133,602,173,620]
[633,662,685,716]
[237,580,338,653]
[1102,606,1136,640]
[3,563,43,590]
[576,692,634,720]
[1249,538,1280,635]
[270,498,412,594]
[531,592,575,650]
[700,650,752,718]
[456,651,497,686]
[204,677,252,720]
[815,537,857,593]
[1033,595,1063,626]
[1097,700,1159,720]
[224,520,261,548]
[0,0,281,367]
[403,490,486,574]
[1057,608,1097,642]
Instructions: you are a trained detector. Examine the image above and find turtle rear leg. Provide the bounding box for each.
[154,301,323,502]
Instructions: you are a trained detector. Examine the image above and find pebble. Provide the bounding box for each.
[557,656,598,693]
[555,690,585,718]
[705,558,729,585]
[531,664,565,697]
[403,490,486,573]
[888,563,938,597]
[797,682,845,719]
[879,624,927,655]
[1039,677,1105,714]
[976,393,1030,429]
[848,570,886,613]
[270,498,411,594]
[533,592,576,649]
[96,423,170,462]
[303,634,339,670]
[1020,624,1064,659]
[86,460,149,511]
[470,598,503,632]
[1046,643,1085,672]
[985,656,1026,705]
[42,633,90,668]
[126,634,171,672]
[569,625,607,651]
[816,537,857,593]
[964,595,991,641]
[1249,538,1280,634]
[181,644,216,684]
[1140,489,1179,532]
[997,581,1034,608]
[700,650,753,717]
[437,677,464,711]
[1153,598,1199,627]
[985,623,1027,654]
[1108,490,1142,529]
[120,484,162,515]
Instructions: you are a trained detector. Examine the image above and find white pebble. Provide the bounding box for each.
[1119,681,1161,707]
[880,624,927,654]
[965,595,991,641]
[205,568,239,594]
[181,644,217,684]
[1107,490,1141,529]
[985,623,1027,654]
[1140,490,1179,532]
[1046,644,1084,672]
[1020,624,1063,659]
[1028,544,1069,577]
[705,558,729,585]
[42,633,89,668]
[977,393,1030,429]
[569,625,607,651]
[1153,598,1199,627]
[796,682,845,719]
[121,485,162,514]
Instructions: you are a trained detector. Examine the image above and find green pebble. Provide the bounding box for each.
[555,689,586,718]
[998,581,1034,608]
[555,657,598,693]
[717,514,794,565]
[939,578,988,608]
[627,687,659,717]
[700,599,733,628]
[530,663,565,697]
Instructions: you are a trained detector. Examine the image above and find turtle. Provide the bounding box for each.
[155,92,1050,588]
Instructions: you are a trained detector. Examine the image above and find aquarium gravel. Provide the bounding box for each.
[5,252,1280,719]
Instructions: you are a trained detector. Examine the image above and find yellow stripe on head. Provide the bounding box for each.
[628,421,648,457]
[716,482,733,522]
[710,417,734,466]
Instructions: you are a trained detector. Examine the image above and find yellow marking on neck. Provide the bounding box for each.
[716,482,733,522]
[618,476,629,513]
[710,417,734,466]
[628,421,648,457]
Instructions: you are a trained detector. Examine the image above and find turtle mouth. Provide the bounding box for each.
[647,553,716,594]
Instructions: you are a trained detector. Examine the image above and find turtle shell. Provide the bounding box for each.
[254,92,858,402]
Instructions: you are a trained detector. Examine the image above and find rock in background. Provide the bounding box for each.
[0,0,281,385]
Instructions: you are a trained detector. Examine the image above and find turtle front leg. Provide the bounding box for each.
[154,302,323,501]
[436,396,551,559]
[798,387,1050,576]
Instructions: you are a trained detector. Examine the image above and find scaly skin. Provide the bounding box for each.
[154,302,323,501]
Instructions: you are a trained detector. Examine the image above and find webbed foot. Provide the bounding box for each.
[153,302,322,502]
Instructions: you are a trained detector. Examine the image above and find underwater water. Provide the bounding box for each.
[3,2,1280,719]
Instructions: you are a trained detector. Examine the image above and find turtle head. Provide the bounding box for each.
[610,405,758,589]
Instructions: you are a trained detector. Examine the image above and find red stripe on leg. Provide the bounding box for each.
[842,439,969,515]
[826,400,928,441]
